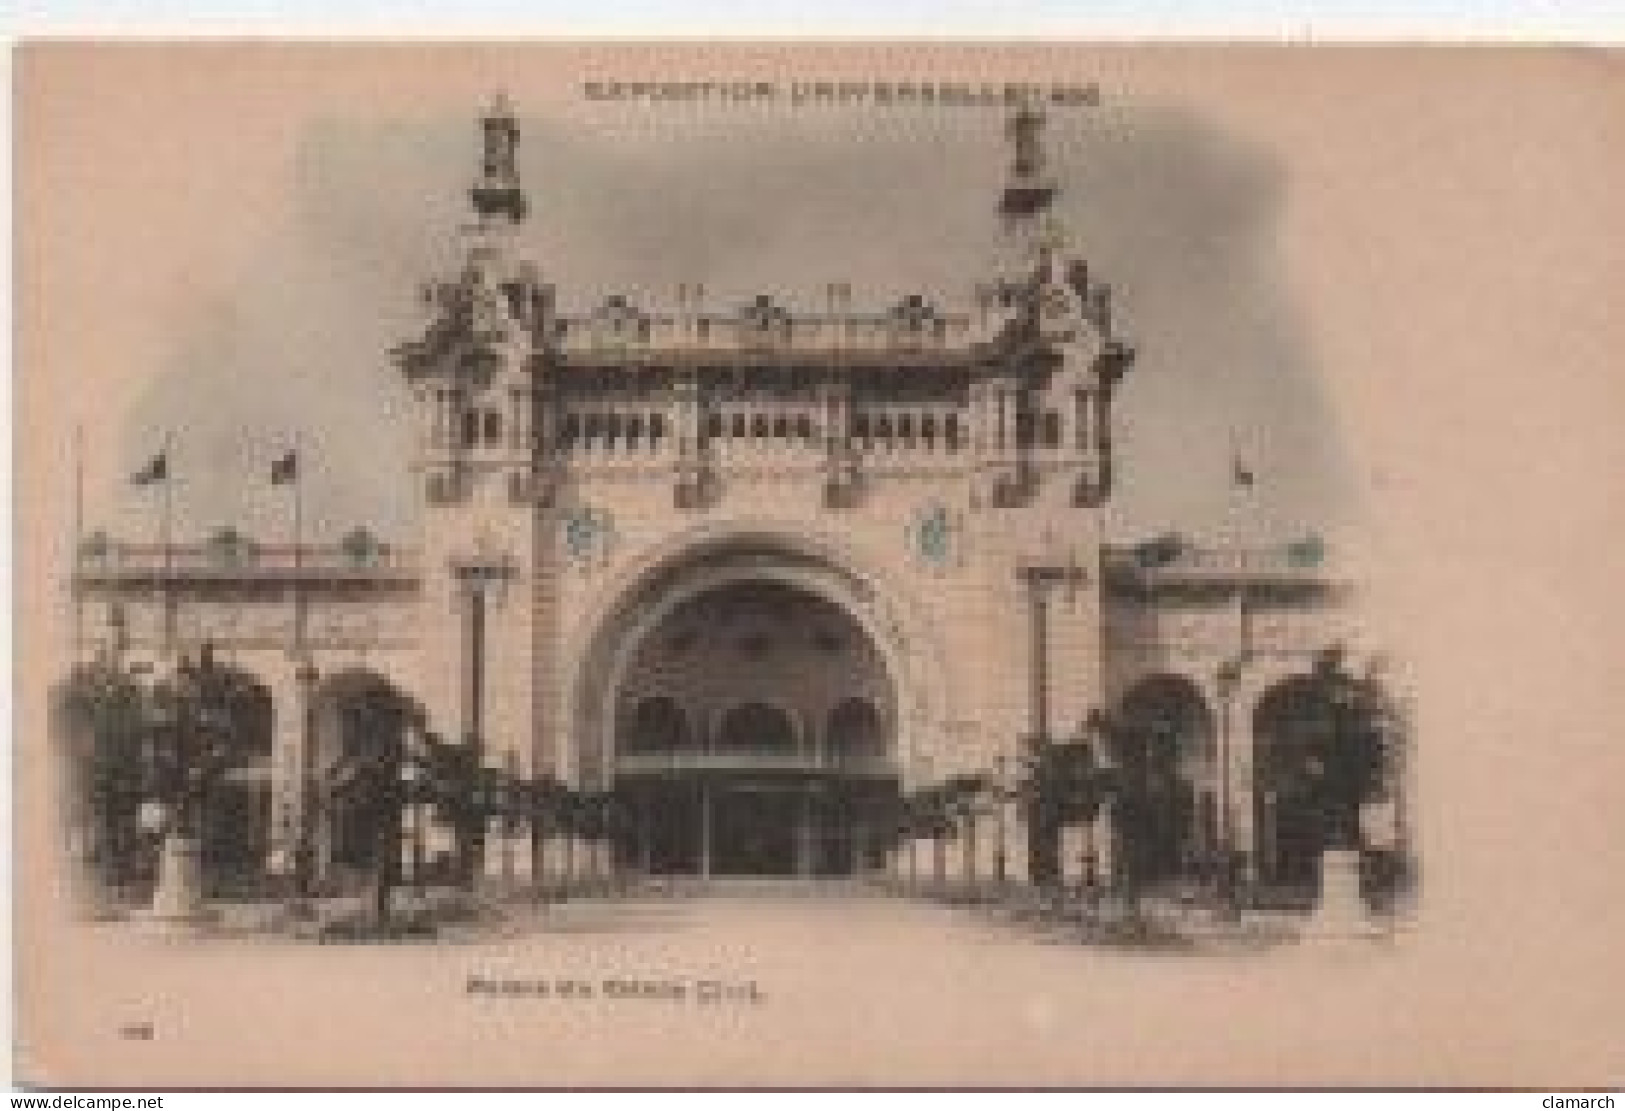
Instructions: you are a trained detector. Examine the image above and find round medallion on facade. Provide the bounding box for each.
[910,502,955,569]
[563,507,616,567]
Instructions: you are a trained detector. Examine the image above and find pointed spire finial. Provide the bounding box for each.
[1000,95,1057,220]
[470,91,527,224]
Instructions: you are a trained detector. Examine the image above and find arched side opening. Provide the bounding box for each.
[715,702,799,756]
[1251,670,1386,893]
[50,661,156,903]
[313,668,420,882]
[50,653,278,903]
[193,662,274,897]
[827,697,887,771]
[1115,674,1215,889]
[621,696,691,755]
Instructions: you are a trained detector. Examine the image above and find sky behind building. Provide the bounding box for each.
[49,53,1351,552]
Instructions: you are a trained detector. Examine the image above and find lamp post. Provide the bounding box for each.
[1214,656,1244,916]
[500,752,519,891]
[143,655,228,926]
[1077,711,1113,903]
[993,754,1013,892]
[293,658,319,901]
[1377,697,1409,905]
[399,743,426,902]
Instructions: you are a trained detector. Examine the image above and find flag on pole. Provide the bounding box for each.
[1231,453,1255,490]
[270,449,299,485]
[131,451,168,486]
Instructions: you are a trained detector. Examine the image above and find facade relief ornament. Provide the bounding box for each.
[561,506,617,571]
[906,501,964,573]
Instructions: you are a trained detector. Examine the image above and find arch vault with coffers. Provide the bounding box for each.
[557,524,958,877]
[566,523,956,794]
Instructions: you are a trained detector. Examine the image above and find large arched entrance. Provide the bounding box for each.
[610,579,899,877]
[571,531,934,881]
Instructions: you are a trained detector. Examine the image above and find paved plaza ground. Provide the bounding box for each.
[30,887,1442,1087]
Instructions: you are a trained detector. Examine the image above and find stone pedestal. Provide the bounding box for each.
[1307,848,1378,939]
[146,835,212,927]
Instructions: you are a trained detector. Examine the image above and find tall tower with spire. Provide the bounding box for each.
[975,96,1133,512]
[969,98,1137,767]
[392,95,558,842]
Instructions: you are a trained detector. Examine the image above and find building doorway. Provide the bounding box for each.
[609,578,900,878]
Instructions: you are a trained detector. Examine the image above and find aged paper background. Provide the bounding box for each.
[13,43,1625,1087]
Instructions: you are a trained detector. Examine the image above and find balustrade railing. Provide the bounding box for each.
[617,748,896,777]
[74,542,421,579]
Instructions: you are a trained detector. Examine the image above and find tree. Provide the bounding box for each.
[53,658,150,900]
[420,733,477,887]
[1301,646,1393,853]
[320,678,416,929]
[940,774,990,896]
[1019,726,1103,890]
[900,786,955,892]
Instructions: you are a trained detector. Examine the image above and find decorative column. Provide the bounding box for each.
[698,780,714,879]
[993,755,1014,888]
[1214,655,1245,911]
[820,378,859,508]
[450,547,518,889]
[673,371,709,509]
[796,790,817,878]
[293,657,321,897]
[639,796,654,876]
[1019,562,1088,741]
[962,804,979,895]
[1074,387,1093,452]
[1028,574,1051,742]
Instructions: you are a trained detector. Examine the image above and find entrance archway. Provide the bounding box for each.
[312,668,419,881]
[1251,669,1384,891]
[589,564,903,878]
[192,659,274,897]
[1116,674,1214,887]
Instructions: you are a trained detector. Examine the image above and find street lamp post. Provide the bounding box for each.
[1078,711,1114,907]
[399,744,426,902]
[143,654,229,926]
[294,659,320,901]
[993,754,1012,892]
[1214,656,1244,916]
[501,752,519,892]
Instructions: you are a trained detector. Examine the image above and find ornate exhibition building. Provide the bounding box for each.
[64,97,1409,902]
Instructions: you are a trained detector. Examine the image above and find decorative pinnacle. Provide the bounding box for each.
[470,90,527,224]
[999,98,1057,220]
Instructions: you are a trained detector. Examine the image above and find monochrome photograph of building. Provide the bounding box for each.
[26,40,1625,1093]
[49,82,1415,942]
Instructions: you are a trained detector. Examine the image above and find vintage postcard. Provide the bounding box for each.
[12,43,1624,1088]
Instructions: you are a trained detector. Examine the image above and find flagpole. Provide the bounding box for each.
[286,434,305,654]
[292,431,303,572]
[160,431,175,567]
[1225,430,1254,559]
[1225,431,1239,555]
[159,431,176,656]
[72,422,85,659]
